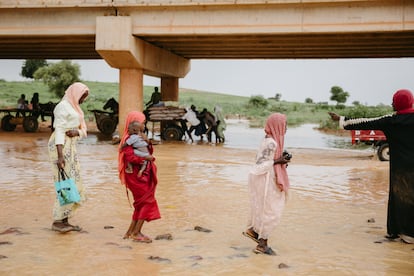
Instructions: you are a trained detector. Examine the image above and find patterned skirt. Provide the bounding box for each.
[48,132,86,221]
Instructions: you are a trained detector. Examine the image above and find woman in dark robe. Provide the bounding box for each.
[329,89,414,244]
[118,111,160,243]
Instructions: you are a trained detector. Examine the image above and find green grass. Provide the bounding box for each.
[0,79,393,129]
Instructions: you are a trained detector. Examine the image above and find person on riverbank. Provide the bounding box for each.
[30,92,46,121]
[118,111,160,243]
[329,89,414,244]
[16,93,27,117]
[243,113,291,255]
[48,82,89,233]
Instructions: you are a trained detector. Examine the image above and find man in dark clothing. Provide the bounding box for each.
[329,89,414,244]
[199,108,218,143]
[145,87,162,108]
[30,92,46,121]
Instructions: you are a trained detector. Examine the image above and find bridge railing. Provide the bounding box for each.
[0,0,345,8]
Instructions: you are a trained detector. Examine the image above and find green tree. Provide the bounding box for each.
[248,95,268,108]
[34,60,81,97]
[329,86,349,105]
[21,59,48,79]
[305,97,313,104]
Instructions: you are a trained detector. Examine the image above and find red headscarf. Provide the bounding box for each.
[264,113,290,192]
[118,111,146,185]
[393,89,414,114]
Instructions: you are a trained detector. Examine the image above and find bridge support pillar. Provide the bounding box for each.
[95,16,190,137]
[118,68,144,135]
[161,77,179,102]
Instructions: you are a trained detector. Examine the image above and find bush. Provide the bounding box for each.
[248,95,268,108]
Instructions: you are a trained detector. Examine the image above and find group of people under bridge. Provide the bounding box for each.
[144,87,226,143]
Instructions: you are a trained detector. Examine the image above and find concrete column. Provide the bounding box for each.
[118,68,144,137]
[160,77,179,101]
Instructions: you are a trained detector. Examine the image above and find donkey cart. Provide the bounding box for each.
[1,108,40,132]
[146,106,186,141]
[89,109,118,135]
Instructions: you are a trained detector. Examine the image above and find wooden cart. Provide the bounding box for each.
[0,108,40,132]
[146,106,186,141]
[89,109,118,135]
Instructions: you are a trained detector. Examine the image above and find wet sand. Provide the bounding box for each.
[0,122,413,275]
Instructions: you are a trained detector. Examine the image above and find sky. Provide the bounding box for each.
[1,58,414,106]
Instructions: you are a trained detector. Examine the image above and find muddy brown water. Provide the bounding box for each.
[0,120,413,275]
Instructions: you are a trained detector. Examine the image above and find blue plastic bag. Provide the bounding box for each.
[54,169,80,206]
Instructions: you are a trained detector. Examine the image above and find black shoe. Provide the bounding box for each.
[385,234,399,240]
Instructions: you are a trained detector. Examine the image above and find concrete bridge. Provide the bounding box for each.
[1,0,414,133]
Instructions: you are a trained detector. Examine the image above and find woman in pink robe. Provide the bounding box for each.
[243,113,291,255]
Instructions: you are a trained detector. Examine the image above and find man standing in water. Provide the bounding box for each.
[329,89,414,244]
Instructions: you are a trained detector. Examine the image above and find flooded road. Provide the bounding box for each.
[0,121,413,275]
[223,120,351,150]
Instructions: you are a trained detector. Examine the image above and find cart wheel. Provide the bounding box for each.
[98,117,117,135]
[162,124,183,141]
[23,116,38,132]
[377,143,389,161]
[1,115,17,131]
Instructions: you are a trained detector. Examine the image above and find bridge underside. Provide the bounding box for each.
[2,31,414,60]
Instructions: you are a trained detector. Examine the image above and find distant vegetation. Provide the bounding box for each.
[0,79,393,129]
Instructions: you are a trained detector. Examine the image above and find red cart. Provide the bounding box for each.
[351,130,389,161]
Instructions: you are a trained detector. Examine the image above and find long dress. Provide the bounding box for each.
[214,107,226,141]
[340,114,414,239]
[48,100,86,221]
[247,137,286,240]
[122,145,160,222]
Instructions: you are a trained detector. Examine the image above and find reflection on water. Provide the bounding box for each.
[223,120,351,150]
[88,120,353,151]
[289,164,388,205]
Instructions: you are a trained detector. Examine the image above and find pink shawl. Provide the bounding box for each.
[264,113,290,192]
[62,82,89,135]
[118,111,146,185]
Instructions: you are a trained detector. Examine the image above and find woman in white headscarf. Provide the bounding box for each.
[48,82,89,233]
[243,113,291,255]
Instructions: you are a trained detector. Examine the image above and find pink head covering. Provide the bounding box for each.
[392,89,414,114]
[118,111,146,185]
[265,113,290,192]
[62,82,89,134]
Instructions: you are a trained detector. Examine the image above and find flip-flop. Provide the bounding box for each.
[51,224,72,233]
[253,246,276,256]
[242,231,259,243]
[132,235,152,243]
[68,225,82,232]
